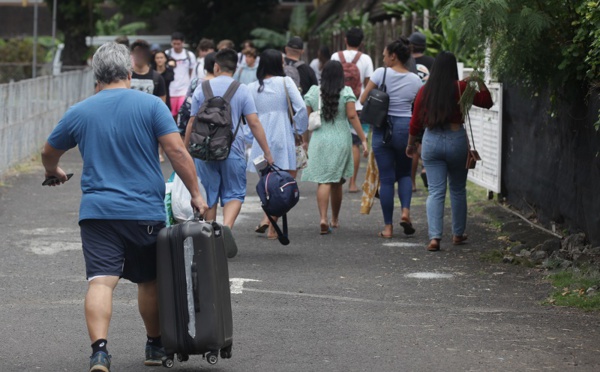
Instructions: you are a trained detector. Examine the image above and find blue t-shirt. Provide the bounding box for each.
[191,76,257,159]
[47,88,179,221]
[370,67,422,117]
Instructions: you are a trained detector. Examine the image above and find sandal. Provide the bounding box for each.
[378,232,393,239]
[320,223,332,235]
[255,223,270,234]
[453,235,468,245]
[400,220,416,235]
[427,239,441,252]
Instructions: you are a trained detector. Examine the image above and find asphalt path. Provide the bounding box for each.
[1,150,599,371]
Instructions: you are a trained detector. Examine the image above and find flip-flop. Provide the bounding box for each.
[267,235,279,240]
[320,223,332,235]
[348,189,359,194]
[453,235,468,245]
[378,232,393,239]
[255,223,269,234]
[330,221,340,229]
[400,220,416,235]
[427,240,441,252]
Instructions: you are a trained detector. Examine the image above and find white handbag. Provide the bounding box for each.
[308,90,322,131]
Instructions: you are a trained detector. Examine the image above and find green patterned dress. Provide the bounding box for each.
[301,86,356,184]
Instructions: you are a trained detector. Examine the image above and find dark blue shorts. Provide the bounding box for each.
[80,219,165,283]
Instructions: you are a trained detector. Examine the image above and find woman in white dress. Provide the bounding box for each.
[247,49,308,239]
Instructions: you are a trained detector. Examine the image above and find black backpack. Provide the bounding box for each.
[360,67,390,129]
[188,80,245,161]
[256,165,300,246]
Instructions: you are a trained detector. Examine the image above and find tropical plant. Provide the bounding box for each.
[251,4,317,49]
[250,28,287,49]
[95,13,147,36]
[440,0,600,127]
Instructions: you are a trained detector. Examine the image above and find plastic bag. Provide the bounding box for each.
[172,174,207,222]
[164,173,176,227]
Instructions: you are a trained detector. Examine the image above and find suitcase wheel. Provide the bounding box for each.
[206,352,219,365]
[177,353,189,362]
[162,357,174,368]
[220,345,233,359]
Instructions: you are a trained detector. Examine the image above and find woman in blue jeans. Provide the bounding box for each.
[407,52,493,251]
[361,38,422,238]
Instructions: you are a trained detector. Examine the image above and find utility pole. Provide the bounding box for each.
[51,0,57,49]
[32,0,39,79]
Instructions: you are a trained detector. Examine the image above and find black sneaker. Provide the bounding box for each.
[145,343,166,366]
[89,351,111,372]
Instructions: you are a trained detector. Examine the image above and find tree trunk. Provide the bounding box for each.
[62,31,88,67]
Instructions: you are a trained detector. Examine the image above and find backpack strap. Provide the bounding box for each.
[338,51,347,64]
[351,51,362,64]
[264,211,290,246]
[222,81,241,103]
[380,68,388,92]
[293,60,305,68]
[201,80,214,100]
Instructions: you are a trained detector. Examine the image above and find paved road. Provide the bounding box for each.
[1,151,599,371]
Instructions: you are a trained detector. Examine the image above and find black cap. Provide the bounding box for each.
[408,32,426,47]
[286,36,304,50]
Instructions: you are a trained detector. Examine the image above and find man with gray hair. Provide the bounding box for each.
[41,42,207,372]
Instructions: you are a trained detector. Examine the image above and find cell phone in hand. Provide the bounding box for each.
[42,173,74,186]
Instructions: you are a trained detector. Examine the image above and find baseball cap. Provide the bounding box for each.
[287,36,304,50]
[408,32,427,47]
[150,43,161,52]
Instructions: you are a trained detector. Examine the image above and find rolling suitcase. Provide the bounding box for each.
[156,219,233,368]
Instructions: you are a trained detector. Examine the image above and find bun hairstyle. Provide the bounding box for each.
[386,36,412,65]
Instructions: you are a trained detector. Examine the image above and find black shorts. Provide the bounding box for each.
[352,134,362,146]
[80,219,165,283]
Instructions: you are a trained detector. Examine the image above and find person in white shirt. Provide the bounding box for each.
[309,45,331,84]
[192,38,215,82]
[165,32,197,119]
[331,27,374,193]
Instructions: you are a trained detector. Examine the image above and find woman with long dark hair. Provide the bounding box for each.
[360,37,422,239]
[302,60,368,235]
[247,49,308,239]
[407,51,493,251]
[309,45,331,83]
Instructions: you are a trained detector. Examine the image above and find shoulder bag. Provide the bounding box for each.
[284,79,308,170]
[308,89,322,131]
[459,81,481,169]
[360,67,390,129]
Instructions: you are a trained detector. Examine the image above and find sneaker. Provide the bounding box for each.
[145,343,166,366]
[89,351,111,372]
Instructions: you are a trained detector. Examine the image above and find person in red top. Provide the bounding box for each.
[406,51,493,252]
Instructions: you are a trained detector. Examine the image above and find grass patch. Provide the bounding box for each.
[545,269,600,311]
[0,153,43,187]
[480,249,504,263]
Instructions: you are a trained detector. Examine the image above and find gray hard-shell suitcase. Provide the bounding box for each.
[156,220,233,368]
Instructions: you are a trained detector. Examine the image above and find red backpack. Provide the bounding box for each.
[338,51,363,98]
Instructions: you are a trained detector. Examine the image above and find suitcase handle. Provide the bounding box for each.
[191,262,201,313]
[193,210,204,222]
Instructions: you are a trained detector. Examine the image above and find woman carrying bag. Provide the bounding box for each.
[247,49,308,239]
[303,61,368,235]
[360,38,422,239]
[407,51,493,252]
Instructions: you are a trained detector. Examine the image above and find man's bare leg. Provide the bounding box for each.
[222,200,243,229]
[85,276,119,343]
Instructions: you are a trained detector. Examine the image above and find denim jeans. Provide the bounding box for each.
[372,116,413,225]
[421,127,469,240]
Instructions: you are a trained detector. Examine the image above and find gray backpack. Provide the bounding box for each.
[188,80,244,161]
[284,60,304,92]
